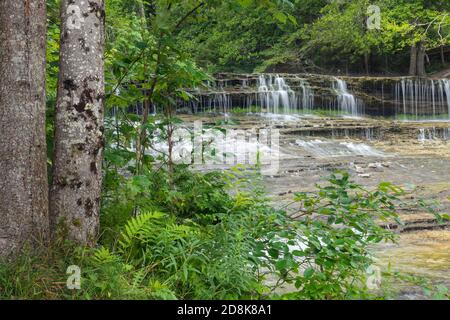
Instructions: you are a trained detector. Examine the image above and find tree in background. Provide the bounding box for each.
[297,0,383,74]
[381,0,450,76]
[0,0,49,257]
[176,0,450,75]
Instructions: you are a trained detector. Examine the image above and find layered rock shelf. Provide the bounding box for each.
[179,73,450,119]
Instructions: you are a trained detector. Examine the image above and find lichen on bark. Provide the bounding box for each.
[50,0,105,245]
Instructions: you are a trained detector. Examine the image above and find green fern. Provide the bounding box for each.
[118,212,165,251]
[132,268,147,288]
[93,246,117,264]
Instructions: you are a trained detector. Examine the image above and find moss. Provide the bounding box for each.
[72,218,82,228]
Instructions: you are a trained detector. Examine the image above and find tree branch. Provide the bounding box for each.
[174,2,205,31]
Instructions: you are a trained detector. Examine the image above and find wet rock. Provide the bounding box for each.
[355,165,365,173]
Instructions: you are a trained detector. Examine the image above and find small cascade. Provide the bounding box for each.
[364,127,375,140]
[394,78,450,119]
[210,80,232,113]
[443,80,450,118]
[207,92,231,114]
[418,127,450,142]
[296,139,385,158]
[181,83,231,114]
[298,79,314,112]
[333,78,361,117]
[257,75,296,114]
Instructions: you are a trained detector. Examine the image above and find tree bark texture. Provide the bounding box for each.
[409,43,427,77]
[409,44,417,76]
[50,0,105,245]
[416,42,426,77]
[0,0,49,257]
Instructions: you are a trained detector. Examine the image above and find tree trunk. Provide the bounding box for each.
[384,55,389,73]
[441,46,446,66]
[0,0,49,257]
[364,53,370,75]
[416,42,426,77]
[50,0,105,245]
[137,0,147,21]
[409,44,417,76]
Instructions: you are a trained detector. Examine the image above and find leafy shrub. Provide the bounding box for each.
[254,171,404,300]
[96,169,407,300]
[2,169,427,300]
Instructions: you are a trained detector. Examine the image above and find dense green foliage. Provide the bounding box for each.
[0,167,411,300]
[1,0,449,301]
[179,0,450,74]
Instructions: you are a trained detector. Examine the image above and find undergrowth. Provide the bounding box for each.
[3,165,438,300]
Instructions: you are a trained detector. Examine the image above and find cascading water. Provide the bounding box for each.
[443,80,450,118]
[258,75,295,114]
[298,79,314,112]
[180,81,232,114]
[394,78,450,120]
[178,73,450,118]
[255,75,314,114]
[418,127,450,142]
[333,78,361,117]
[295,139,386,157]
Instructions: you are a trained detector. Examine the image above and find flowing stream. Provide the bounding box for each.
[116,73,450,299]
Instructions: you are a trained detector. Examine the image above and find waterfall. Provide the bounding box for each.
[418,127,450,141]
[443,80,450,118]
[258,75,294,114]
[179,73,450,118]
[299,79,314,112]
[333,78,361,117]
[256,75,314,114]
[394,78,450,120]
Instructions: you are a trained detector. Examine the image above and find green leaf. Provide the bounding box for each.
[303,267,315,279]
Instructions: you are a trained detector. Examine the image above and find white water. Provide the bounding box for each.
[394,78,450,120]
[443,80,450,118]
[256,75,315,114]
[298,79,315,112]
[259,113,302,122]
[145,127,283,166]
[296,139,386,158]
[333,78,361,117]
[418,127,450,142]
[258,75,295,114]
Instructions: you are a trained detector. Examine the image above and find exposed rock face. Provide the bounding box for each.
[179,73,450,119]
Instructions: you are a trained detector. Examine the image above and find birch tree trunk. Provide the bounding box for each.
[0,0,49,257]
[50,0,105,245]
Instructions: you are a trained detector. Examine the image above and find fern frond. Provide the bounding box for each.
[93,246,117,264]
[132,268,147,288]
[118,212,165,250]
